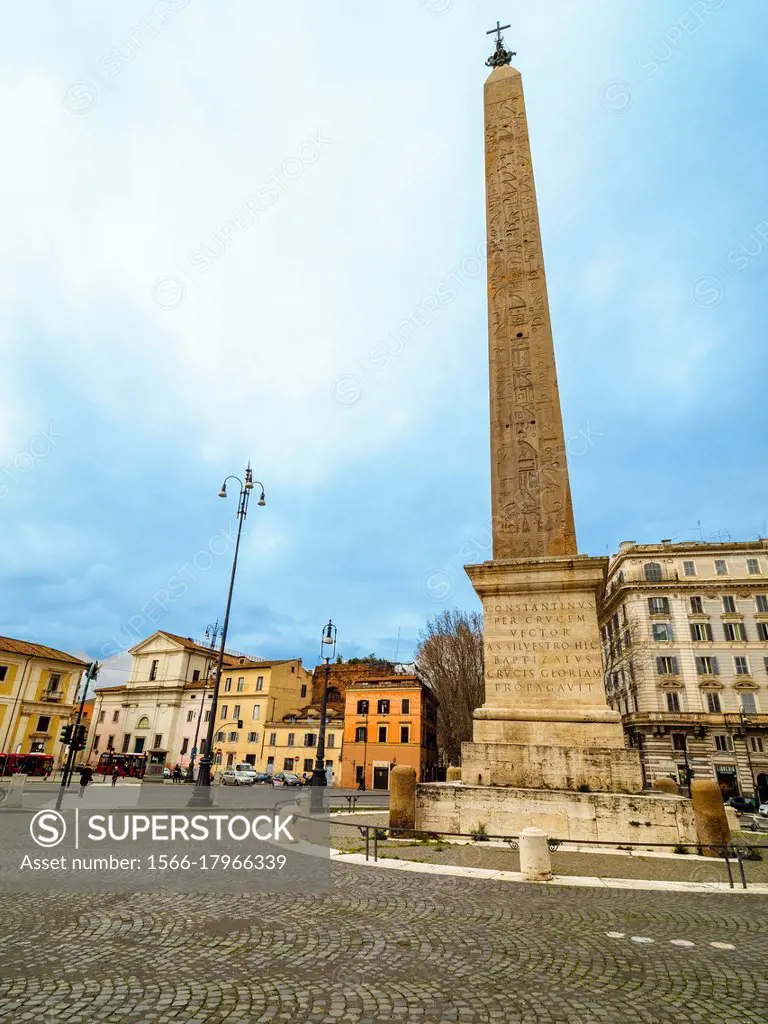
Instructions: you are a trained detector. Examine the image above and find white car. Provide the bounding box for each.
[234,764,258,783]
[220,769,255,786]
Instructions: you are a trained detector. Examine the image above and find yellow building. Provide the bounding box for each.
[0,635,88,758]
[259,705,344,783]
[206,659,313,770]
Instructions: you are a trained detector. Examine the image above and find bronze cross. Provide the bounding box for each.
[487,21,511,43]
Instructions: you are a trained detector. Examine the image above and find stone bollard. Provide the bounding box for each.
[2,774,27,808]
[389,765,417,837]
[652,777,679,795]
[446,766,462,783]
[519,827,552,881]
[691,779,731,856]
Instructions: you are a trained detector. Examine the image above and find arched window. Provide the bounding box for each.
[327,687,342,704]
[136,716,150,730]
[644,562,663,582]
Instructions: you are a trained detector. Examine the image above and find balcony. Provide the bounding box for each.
[40,690,63,703]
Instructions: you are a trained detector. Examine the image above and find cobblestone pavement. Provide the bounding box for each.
[2,864,767,1023]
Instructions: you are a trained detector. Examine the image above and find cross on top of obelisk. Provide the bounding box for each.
[486,20,516,68]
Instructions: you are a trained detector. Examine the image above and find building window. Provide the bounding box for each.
[256,676,264,691]
[652,623,673,642]
[47,674,61,692]
[224,678,232,692]
[287,733,295,747]
[714,734,733,752]
[107,735,114,750]
[666,692,681,712]
[749,735,764,752]
[180,738,189,755]
[401,698,410,714]
[221,705,228,719]
[216,731,225,742]
[122,735,131,752]
[758,623,768,641]
[35,715,50,733]
[765,657,768,675]
[247,732,258,743]
[186,710,195,722]
[734,656,750,676]
[192,669,200,682]
[153,734,162,748]
[304,758,314,772]
[304,733,316,747]
[327,687,342,703]
[690,623,713,642]
[756,595,768,613]
[378,725,388,742]
[327,733,335,748]
[741,692,758,715]
[724,622,747,642]
[204,710,210,722]
[0,666,7,682]
[232,705,241,719]
[357,700,369,714]
[136,716,150,729]
[695,656,719,676]
[715,559,728,576]
[149,660,158,681]
[377,699,390,715]
[98,710,106,723]
[113,710,120,723]
[301,685,307,698]
[648,597,670,615]
[682,560,696,577]
[268,732,276,746]
[252,706,260,720]
[672,734,687,752]
[656,656,679,676]
[644,562,663,582]
[706,692,722,713]
[722,595,737,614]
[747,558,761,575]
[93,735,100,752]
[228,731,238,742]
[355,726,367,742]
[689,596,704,614]
[237,677,244,692]
[283,758,294,771]
[400,725,410,743]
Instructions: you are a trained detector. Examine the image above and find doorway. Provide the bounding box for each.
[373,764,389,790]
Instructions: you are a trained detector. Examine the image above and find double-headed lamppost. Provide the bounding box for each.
[311,619,337,812]
[194,464,265,793]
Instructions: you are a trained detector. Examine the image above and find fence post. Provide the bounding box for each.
[519,827,552,881]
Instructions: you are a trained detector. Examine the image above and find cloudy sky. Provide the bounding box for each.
[1,0,765,680]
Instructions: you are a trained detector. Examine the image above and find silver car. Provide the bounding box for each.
[220,769,255,786]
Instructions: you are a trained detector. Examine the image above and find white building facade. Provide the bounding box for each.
[600,540,768,803]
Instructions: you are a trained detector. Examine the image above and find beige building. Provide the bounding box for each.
[600,540,768,803]
[0,636,88,760]
[88,631,310,771]
[260,705,343,782]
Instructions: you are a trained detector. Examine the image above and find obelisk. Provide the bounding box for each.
[462,29,643,793]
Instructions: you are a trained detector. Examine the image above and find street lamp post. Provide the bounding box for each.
[311,619,337,812]
[186,620,221,783]
[194,464,265,794]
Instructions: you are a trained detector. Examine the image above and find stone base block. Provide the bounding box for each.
[416,783,697,846]
[462,741,644,794]
[472,717,627,750]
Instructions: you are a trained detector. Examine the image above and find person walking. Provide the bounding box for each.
[173,764,183,784]
[78,765,93,798]
[111,768,120,787]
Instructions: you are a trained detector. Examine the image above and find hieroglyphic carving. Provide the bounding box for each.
[485,67,578,559]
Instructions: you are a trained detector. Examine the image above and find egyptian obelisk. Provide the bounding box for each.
[462,28,643,793]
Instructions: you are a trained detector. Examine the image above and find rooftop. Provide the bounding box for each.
[0,635,89,667]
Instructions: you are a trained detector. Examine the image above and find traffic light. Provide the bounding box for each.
[237,719,244,729]
[60,724,73,745]
[72,724,87,752]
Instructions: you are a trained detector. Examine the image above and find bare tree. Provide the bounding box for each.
[415,609,484,767]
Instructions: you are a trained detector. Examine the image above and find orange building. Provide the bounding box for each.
[340,676,438,790]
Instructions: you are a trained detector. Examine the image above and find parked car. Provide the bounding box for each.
[163,766,172,779]
[220,769,256,786]
[271,771,302,787]
[726,796,756,814]
[233,764,258,783]
[252,772,273,785]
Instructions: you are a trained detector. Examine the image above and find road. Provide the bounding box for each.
[0,861,765,1023]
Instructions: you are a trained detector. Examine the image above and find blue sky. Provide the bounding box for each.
[1,0,766,684]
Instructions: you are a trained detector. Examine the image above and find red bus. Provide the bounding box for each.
[0,753,54,777]
[96,752,147,779]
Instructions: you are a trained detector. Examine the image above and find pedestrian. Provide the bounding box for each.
[78,765,93,798]
[173,764,183,783]
[111,768,120,787]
